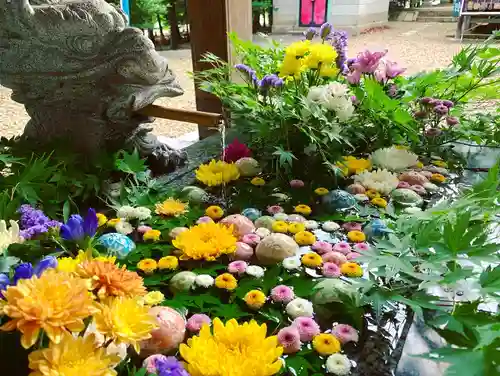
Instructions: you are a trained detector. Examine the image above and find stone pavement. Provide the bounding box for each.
[0,22,475,140]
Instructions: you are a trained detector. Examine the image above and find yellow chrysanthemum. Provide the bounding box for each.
[96,213,108,227]
[28,333,119,376]
[172,222,237,261]
[107,218,121,228]
[56,256,80,273]
[314,187,329,196]
[143,291,165,306]
[180,318,283,376]
[244,290,267,310]
[319,64,340,77]
[137,258,158,274]
[432,160,448,168]
[94,297,158,353]
[301,252,323,268]
[294,231,316,246]
[288,222,306,234]
[337,156,372,176]
[272,220,288,233]
[158,255,179,270]
[205,205,225,220]
[371,197,388,208]
[77,260,146,299]
[0,269,95,348]
[312,333,341,355]
[340,262,364,278]
[196,160,240,187]
[155,198,188,217]
[215,273,238,291]
[347,231,366,243]
[94,255,117,264]
[303,43,338,70]
[431,173,446,183]
[143,229,161,242]
[285,40,311,58]
[251,177,266,186]
[294,204,312,216]
[365,189,380,199]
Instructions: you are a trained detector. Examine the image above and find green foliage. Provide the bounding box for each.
[130,0,166,28]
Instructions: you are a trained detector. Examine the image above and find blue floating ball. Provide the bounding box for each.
[97,233,136,259]
[241,208,262,221]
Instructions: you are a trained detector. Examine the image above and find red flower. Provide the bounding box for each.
[222,139,251,162]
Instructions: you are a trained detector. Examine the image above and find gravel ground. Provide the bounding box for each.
[0,22,486,139]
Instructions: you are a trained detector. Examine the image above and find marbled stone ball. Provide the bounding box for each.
[140,306,186,356]
[255,233,299,265]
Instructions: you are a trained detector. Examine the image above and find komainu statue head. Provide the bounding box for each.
[0,0,186,172]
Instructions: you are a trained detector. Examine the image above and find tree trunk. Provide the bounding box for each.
[252,11,260,33]
[168,0,181,50]
[147,28,155,45]
[157,14,167,45]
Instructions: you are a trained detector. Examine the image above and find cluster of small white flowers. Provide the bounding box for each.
[306,82,355,122]
[245,265,265,278]
[285,297,314,318]
[353,169,399,195]
[115,219,134,235]
[370,147,419,171]
[116,205,151,220]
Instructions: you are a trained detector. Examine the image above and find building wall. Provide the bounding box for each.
[272,0,300,32]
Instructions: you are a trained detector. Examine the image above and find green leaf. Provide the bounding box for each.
[475,323,500,349]
[0,256,19,273]
[114,149,147,175]
[284,355,313,376]
[415,347,485,376]
[63,200,71,223]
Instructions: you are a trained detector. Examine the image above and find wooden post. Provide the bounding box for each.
[187,0,252,139]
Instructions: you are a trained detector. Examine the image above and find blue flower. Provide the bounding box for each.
[13,262,34,284]
[83,208,98,238]
[156,356,190,376]
[33,256,58,277]
[0,273,10,298]
[60,214,84,241]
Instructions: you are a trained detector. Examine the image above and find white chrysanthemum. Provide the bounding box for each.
[134,207,152,220]
[306,86,328,104]
[370,147,419,171]
[325,82,350,97]
[273,213,288,221]
[304,220,319,230]
[335,100,355,121]
[115,220,134,235]
[246,265,265,278]
[283,256,301,270]
[116,205,136,219]
[0,220,24,255]
[322,221,340,232]
[353,169,399,195]
[423,182,438,192]
[326,354,351,375]
[285,298,314,318]
[195,274,215,288]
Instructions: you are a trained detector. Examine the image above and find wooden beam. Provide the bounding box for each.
[138,104,222,127]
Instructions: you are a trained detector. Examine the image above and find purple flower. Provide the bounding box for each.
[156,356,190,376]
[350,95,359,105]
[420,97,433,105]
[434,104,449,116]
[17,205,61,240]
[446,116,459,126]
[33,256,58,277]
[319,22,333,40]
[304,27,318,40]
[331,30,348,72]
[234,64,258,85]
[258,74,284,92]
[0,273,10,298]
[442,100,454,108]
[353,50,388,74]
[222,138,252,162]
[384,60,406,79]
[425,128,443,137]
[346,70,361,85]
[414,110,427,119]
[143,355,169,374]
[13,262,33,284]
[83,208,98,238]
[60,209,98,241]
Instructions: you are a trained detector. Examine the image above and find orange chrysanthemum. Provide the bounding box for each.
[77,260,146,300]
[0,269,95,349]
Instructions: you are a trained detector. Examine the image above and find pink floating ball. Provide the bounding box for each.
[141,306,186,356]
[290,179,305,189]
[399,171,428,186]
[342,222,362,232]
[346,252,362,260]
[410,185,426,196]
[220,214,256,238]
[420,170,433,179]
[346,183,366,195]
[397,181,411,189]
[196,216,214,224]
[312,241,333,254]
[333,242,352,255]
[322,251,347,265]
[232,241,254,260]
[242,233,261,246]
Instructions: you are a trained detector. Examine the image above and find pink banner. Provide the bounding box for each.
[300,0,328,26]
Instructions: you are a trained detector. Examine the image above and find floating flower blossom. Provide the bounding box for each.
[431,173,446,183]
[215,273,238,291]
[365,189,380,199]
[267,205,284,215]
[155,198,188,217]
[143,354,169,374]
[222,138,251,163]
[292,317,321,342]
[277,326,302,354]
[195,274,215,288]
[143,229,161,242]
[313,333,341,356]
[371,197,388,208]
[205,205,224,220]
[270,285,295,303]
[314,187,329,196]
[288,222,306,234]
[256,227,271,238]
[305,220,320,230]
[347,231,366,243]
[17,204,61,240]
[1,269,95,348]
[322,252,347,265]
[354,169,399,195]
[156,356,190,376]
[144,291,165,306]
[290,179,305,188]
[333,241,351,254]
[180,318,283,376]
[354,242,370,252]
[340,262,364,277]
[283,256,302,270]
[196,216,214,224]
[286,298,314,318]
[246,265,265,278]
[342,222,362,232]
[273,213,288,221]
[137,258,158,274]
[347,252,362,260]
[294,205,312,216]
[312,241,333,254]
[332,324,359,344]
[251,177,266,186]
[323,221,340,231]
[115,220,134,235]
[97,213,108,226]
[95,296,158,353]
[326,353,351,375]
[295,231,316,246]
[272,220,288,233]
[196,160,240,187]
[370,147,419,171]
[187,314,212,333]
[323,262,342,278]
[337,156,372,175]
[228,260,248,275]
[301,253,323,268]
[172,222,237,261]
[244,290,267,309]
[158,256,179,270]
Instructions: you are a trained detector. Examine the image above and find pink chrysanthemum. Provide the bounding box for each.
[346,252,362,260]
[227,260,248,275]
[290,179,305,189]
[322,251,347,265]
[270,285,295,303]
[186,314,212,333]
[342,222,362,232]
[332,324,359,344]
[354,242,370,252]
[333,241,352,255]
[397,181,411,189]
[267,205,284,215]
[322,262,341,278]
[277,326,302,353]
[312,241,333,254]
[292,317,321,342]
[241,233,260,246]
